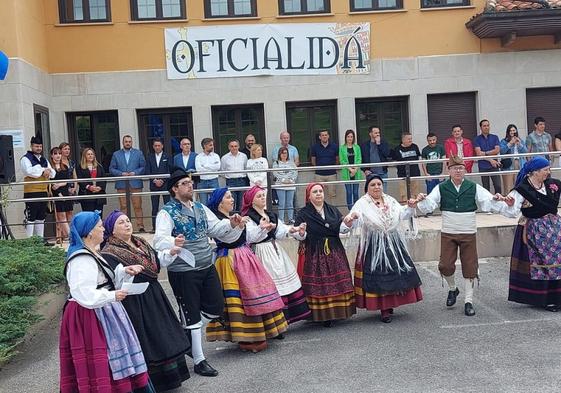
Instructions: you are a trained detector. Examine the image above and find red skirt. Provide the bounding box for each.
[59,301,150,393]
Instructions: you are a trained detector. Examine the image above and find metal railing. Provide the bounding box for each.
[1,150,560,237]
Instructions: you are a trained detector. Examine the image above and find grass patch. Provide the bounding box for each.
[0,237,65,364]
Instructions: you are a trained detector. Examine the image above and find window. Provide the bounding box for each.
[279,0,330,15]
[34,105,51,154]
[427,92,477,142]
[67,111,120,171]
[137,108,193,158]
[286,100,338,164]
[211,104,265,156]
[421,0,469,8]
[526,87,561,137]
[204,0,257,18]
[350,0,402,11]
[59,0,111,23]
[355,97,409,148]
[131,0,186,20]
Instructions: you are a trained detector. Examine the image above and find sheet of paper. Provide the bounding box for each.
[121,282,149,295]
[177,248,196,267]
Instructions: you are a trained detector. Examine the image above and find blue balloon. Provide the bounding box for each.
[0,51,9,80]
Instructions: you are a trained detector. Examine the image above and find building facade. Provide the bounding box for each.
[1,0,561,217]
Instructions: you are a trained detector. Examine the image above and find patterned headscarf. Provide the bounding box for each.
[67,211,101,257]
[241,185,264,215]
[207,188,228,214]
[515,157,549,187]
[305,183,324,203]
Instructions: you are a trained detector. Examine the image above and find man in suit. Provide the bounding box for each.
[109,134,147,232]
[173,137,197,173]
[360,126,391,191]
[146,138,170,231]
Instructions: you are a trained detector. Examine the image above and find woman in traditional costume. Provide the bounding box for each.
[100,210,190,392]
[497,157,561,311]
[59,211,154,393]
[294,183,357,327]
[244,185,311,325]
[348,174,423,323]
[205,188,288,353]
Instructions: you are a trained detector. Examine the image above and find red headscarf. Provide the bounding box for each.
[241,185,264,215]
[305,183,324,204]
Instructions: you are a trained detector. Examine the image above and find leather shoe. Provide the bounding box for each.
[446,288,460,307]
[194,359,218,377]
[380,309,392,323]
[544,304,559,312]
[464,302,475,316]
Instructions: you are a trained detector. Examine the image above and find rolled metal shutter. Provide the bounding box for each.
[427,92,477,142]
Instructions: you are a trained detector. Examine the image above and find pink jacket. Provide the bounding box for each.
[444,137,474,173]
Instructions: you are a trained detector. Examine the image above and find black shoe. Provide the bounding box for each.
[446,288,460,307]
[274,333,285,340]
[322,320,333,328]
[464,302,475,316]
[43,240,55,247]
[544,304,559,312]
[194,360,218,377]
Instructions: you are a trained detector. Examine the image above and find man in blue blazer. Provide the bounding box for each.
[109,134,147,232]
[360,126,391,191]
[173,138,198,185]
[146,138,170,231]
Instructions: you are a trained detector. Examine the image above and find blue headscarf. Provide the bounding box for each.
[515,157,549,187]
[67,211,102,257]
[207,188,228,213]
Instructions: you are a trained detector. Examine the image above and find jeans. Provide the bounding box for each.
[197,178,220,205]
[226,177,249,212]
[151,192,170,230]
[344,183,359,211]
[425,179,442,195]
[277,189,295,222]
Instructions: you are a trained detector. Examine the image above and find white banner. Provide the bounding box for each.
[165,23,370,79]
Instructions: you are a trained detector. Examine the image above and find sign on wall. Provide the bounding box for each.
[165,23,370,80]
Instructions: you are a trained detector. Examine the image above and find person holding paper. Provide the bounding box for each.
[101,210,190,392]
[205,188,287,353]
[154,169,246,377]
[59,211,151,393]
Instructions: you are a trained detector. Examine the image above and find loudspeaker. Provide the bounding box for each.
[0,135,15,184]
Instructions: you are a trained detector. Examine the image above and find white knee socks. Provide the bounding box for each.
[34,219,45,237]
[26,221,35,238]
[190,328,205,365]
[443,274,456,290]
[464,278,474,304]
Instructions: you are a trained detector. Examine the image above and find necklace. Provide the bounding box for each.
[528,177,544,190]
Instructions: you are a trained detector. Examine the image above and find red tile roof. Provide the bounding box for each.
[486,0,561,11]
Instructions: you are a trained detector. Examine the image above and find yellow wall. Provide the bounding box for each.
[0,0,49,70]
[5,0,561,73]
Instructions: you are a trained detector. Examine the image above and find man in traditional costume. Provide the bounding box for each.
[412,155,504,316]
[20,136,55,243]
[154,169,245,377]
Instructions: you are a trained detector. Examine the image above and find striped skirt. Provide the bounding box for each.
[206,250,288,343]
[306,292,356,322]
[354,256,423,311]
[509,224,561,306]
[281,288,311,324]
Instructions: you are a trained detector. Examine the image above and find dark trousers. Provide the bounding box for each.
[151,191,170,229]
[24,192,48,221]
[225,177,249,212]
[479,167,502,194]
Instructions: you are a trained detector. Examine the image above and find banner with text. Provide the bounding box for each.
[165,23,370,79]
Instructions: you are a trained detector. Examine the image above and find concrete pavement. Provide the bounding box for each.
[2,257,561,393]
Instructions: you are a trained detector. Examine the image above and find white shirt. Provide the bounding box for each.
[155,152,163,167]
[66,254,133,309]
[20,155,56,179]
[417,180,505,234]
[247,157,269,187]
[153,202,244,266]
[195,152,221,180]
[221,152,248,179]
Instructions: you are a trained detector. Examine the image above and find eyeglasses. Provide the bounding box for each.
[177,180,192,187]
[450,167,466,172]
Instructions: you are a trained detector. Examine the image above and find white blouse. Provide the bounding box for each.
[66,253,133,309]
[246,218,306,242]
[246,157,269,187]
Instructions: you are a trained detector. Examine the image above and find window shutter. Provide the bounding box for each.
[526,88,561,137]
[427,92,477,142]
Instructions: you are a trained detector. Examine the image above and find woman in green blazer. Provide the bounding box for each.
[339,129,363,210]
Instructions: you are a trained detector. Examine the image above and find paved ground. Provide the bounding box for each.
[2,257,561,393]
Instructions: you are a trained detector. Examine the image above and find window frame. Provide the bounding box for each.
[137,107,194,158]
[420,0,470,8]
[58,0,111,23]
[211,104,266,157]
[204,0,257,18]
[130,0,186,21]
[354,96,409,148]
[278,0,331,16]
[33,104,51,154]
[349,0,403,11]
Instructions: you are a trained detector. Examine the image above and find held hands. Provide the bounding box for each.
[170,246,182,256]
[343,212,359,227]
[288,223,306,236]
[260,216,276,232]
[493,193,515,207]
[124,265,144,275]
[229,214,246,228]
[174,234,185,247]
